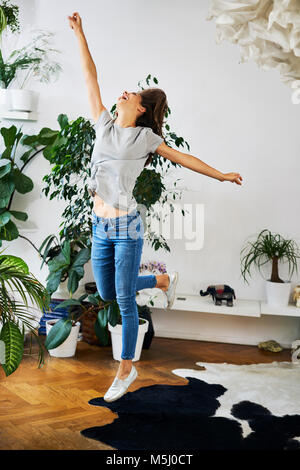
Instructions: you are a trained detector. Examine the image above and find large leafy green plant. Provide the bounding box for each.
[45,292,120,349]
[240,229,300,284]
[38,114,96,296]
[40,239,91,297]
[47,291,149,349]
[0,123,58,246]
[0,252,50,376]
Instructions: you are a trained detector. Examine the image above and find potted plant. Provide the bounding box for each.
[0,29,62,112]
[49,291,149,361]
[0,0,20,110]
[45,290,115,357]
[240,229,300,307]
[0,251,50,376]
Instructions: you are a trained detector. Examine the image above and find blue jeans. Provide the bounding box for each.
[91,208,157,360]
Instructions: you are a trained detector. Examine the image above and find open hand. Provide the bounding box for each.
[222,172,243,185]
[68,12,83,35]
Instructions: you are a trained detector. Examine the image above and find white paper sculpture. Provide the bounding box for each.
[208,0,300,95]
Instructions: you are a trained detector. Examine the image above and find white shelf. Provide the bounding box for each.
[1,110,38,121]
[172,295,261,317]
[144,292,260,317]
[261,301,300,318]
[140,292,300,319]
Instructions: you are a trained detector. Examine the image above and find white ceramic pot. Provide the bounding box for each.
[9,89,39,112]
[0,88,10,111]
[108,318,149,362]
[46,319,80,357]
[265,280,291,307]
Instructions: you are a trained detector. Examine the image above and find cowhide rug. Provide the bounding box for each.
[81,361,300,451]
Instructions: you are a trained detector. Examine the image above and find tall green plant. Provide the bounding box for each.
[0,252,50,376]
[38,114,96,297]
[240,229,300,284]
[0,123,58,246]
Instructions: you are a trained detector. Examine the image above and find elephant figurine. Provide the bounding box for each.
[200,284,236,307]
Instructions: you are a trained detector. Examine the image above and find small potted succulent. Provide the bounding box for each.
[240,229,300,307]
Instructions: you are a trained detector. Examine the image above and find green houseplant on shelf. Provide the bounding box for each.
[240,229,300,308]
[0,29,62,112]
[0,252,50,376]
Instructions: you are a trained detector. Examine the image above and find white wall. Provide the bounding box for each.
[4,0,300,346]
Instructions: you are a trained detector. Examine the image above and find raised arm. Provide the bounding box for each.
[155,142,243,185]
[68,12,105,122]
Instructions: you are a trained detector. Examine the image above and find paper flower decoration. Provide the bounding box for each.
[208,0,300,95]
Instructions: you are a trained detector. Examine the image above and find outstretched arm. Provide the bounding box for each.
[68,12,105,122]
[155,141,243,185]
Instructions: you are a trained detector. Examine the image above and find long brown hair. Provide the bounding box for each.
[136,87,168,166]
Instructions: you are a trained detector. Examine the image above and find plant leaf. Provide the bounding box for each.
[0,255,29,273]
[0,321,24,376]
[9,210,28,221]
[1,125,17,147]
[44,318,72,350]
[108,301,120,327]
[53,298,81,310]
[12,168,33,194]
[0,174,15,207]
[0,219,19,241]
[94,307,109,345]
[0,210,11,226]
[46,270,63,295]
[0,161,11,178]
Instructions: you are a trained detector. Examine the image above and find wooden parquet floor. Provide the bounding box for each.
[0,337,291,450]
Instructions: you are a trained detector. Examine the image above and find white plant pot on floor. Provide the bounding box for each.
[46,319,80,357]
[265,280,291,308]
[9,89,39,112]
[108,318,149,362]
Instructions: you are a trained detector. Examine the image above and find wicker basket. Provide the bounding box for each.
[79,301,111,346]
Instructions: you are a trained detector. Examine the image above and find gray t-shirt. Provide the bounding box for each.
[87,108,164,211]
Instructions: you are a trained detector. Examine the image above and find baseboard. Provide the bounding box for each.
[153,328,292,349]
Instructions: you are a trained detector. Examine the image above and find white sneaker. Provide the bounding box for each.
[166,271,179,308]
[104,365,138,402]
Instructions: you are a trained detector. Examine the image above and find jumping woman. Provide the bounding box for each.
[68,12,243,403]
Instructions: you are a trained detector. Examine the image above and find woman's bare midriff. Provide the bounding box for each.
[92,192,129,218]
